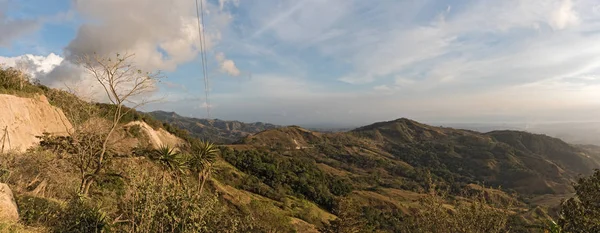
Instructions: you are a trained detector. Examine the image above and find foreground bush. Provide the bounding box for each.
[559,169,600,232]
[117,174,250,233]
[322,190,515,233]
[55,198,110,233]
[17,195,62,227]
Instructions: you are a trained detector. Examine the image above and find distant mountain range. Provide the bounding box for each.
[148,111,281,143]
[148,110,600,197]
[444,122,600,146]
[145,111,600,230]
[236,118,600,197]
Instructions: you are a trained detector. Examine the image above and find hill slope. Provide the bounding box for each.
[230,118,600,200]
[0,94,72,152]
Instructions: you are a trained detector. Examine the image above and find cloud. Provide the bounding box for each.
[218,0,240,11]
[245,0,593,87]
[145,0,600,125]
[0,3,40,47]
[248,0,352,42]
[215,52,240,76]
[0,53,63,78]
[15,0,238,102]
[5,0,600,126]
[64,0,228,71]
[550,0,579,30]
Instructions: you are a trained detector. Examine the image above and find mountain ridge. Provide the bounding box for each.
[148,110,280,143]
[233,118,600,197]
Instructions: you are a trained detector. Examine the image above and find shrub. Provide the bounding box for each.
[401,191,511,233]
[247,200,294,233]
[117,175,249,233]
[17,195,62,226]
[0,66,44,96]
[559,169,600,232]
[54,198,110,233]
[0,67,28,91]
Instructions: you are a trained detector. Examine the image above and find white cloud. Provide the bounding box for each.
[11,0,240,103]
[245,0,595,87]
[550,0,579,30]
[215,52,240,76]
[168,0,600,125]
[248,0,352,42]
[0,53,63,78]
[65,0,230,71]
[373,85,391,91]
[6,0,600,126]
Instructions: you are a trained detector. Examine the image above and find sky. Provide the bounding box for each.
[2,0,600,127]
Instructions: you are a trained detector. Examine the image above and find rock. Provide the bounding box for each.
[0,183,19,222]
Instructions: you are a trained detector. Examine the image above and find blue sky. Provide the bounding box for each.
[2,0,600,127]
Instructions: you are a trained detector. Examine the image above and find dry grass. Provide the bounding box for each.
[528,193,574,207]
[316,163,350,176]
[381,188,426,202]
[0,150,79,200]
[0,221,47,233]
[289,217,319,233]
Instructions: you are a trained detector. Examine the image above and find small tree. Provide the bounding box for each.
[187,140,218,193]
[0,65,28,91]
[75,52,160,195]
[320,197,369,233]
[559,169,600,232]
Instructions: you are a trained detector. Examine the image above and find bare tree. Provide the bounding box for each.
[74,52,161,195]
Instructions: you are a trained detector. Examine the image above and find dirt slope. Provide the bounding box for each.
[126,121,184,148]
[0,94,72,152]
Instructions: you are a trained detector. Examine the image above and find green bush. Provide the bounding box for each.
[17,195,62,226]
[0,67,28,91]
[0,66,45,96]
[222,149,352,211]
[118,176,249,233]
[54,198,110,233]
[559,169,600,232]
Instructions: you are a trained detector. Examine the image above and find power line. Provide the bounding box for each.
[195,0,211,118]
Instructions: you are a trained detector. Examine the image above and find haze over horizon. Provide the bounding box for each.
[2,0,600,126]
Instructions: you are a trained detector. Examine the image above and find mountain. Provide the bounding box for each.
[148,110,280,143]
[210,118,600,231]
[226,118,600,200]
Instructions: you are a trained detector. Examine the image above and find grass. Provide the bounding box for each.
[0,222,45,233]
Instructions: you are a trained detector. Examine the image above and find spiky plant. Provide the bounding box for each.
[150,145,187,178]
[545,219,562,233]
[187,140,218,193]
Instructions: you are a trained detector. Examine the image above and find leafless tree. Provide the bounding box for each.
[73,52,162,195]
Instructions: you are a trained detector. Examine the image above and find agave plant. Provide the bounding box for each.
[150,145,187,177]
[187,140,218,192]
[545,219,562,233]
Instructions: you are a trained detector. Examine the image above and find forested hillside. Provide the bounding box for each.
[216,118,600,232]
